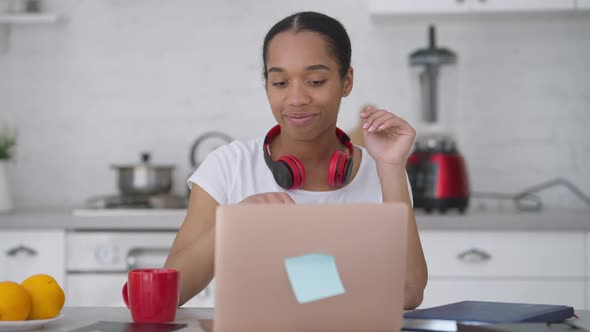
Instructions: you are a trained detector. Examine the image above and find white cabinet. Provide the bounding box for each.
[577,0,590,8]
[470,0,576,12]
[370,0,577,15]
[64,230,214,308]
[0,13,60,24]
[66,274,213,308]
[0,230,66,287]
[370,0,470,15]
[420,230,585,309]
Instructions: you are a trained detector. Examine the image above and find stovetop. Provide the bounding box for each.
[84,194,188,210]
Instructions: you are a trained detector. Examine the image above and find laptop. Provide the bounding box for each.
[212,203,409,332]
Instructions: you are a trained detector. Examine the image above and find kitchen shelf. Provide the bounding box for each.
[0,12,63,52]
[0,13,60,24]
[368,0,587,17]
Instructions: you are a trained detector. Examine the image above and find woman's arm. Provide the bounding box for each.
[359,105,428,309]
[164,183,295,306]
[377,163,428,310]
[164,184,218,306]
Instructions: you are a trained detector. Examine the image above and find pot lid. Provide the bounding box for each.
[111,152,176,169]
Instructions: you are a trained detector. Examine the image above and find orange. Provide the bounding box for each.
[21,274,65,320]
[0,281,32,321]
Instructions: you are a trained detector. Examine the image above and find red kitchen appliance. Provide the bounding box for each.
[407,134,469,213]
[407,25,469,213]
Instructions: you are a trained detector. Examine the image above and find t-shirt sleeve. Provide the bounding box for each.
[187,145,234,205]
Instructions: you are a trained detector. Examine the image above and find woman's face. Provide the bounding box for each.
[265,30,353,141]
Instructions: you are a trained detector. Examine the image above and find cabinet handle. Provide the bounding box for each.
[6,245,38,257]
[456,0,465,3]
[457,248,491,263]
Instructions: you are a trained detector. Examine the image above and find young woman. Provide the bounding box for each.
[164,11,427,310]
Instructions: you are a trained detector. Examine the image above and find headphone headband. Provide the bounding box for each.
[263,125,354,157]
[263,125,355,190]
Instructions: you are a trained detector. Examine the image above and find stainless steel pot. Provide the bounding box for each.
[112,153,175,196]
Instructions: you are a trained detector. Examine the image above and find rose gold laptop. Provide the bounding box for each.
[212,203,409,332]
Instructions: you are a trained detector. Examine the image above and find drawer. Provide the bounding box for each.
[420,230,584,278]
[0,230,66,286]
[422,279,585,309]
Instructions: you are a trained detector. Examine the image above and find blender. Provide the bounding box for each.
[407,25,470,214]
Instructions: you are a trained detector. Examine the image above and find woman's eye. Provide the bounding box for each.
[271,81,287,87]
[309,80,326,86]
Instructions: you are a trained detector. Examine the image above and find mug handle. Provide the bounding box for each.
[122,282,129,308]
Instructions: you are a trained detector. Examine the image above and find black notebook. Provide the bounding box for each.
[404,301,575,324]
[457,321,586,332]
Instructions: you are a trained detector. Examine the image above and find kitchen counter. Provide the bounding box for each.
[414,208,590,231]
[24,307,214,332]
[24,307,590,332]
[0,208,588,231]
[0,209,187,231]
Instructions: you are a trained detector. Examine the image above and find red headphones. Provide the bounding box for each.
[263,125,355,190]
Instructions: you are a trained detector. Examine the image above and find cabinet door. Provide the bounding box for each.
[0,230,66,286]
[577,0,590,8]
[420,230,584,278]
[422,279,585,309]
[369,0,470,15]
[470,0,576,12]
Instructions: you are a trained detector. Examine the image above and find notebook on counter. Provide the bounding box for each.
[404,301,575,325]
[456,321,587,332]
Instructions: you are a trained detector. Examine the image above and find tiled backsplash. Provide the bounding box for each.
[1,0,589,209]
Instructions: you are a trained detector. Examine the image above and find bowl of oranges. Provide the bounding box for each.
[0,274,65,331]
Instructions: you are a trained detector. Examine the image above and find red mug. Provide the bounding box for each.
[122,268,180,323]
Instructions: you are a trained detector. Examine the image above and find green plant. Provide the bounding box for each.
[0,129,16,160]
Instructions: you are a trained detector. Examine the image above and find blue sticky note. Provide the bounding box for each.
[284,253,346,304]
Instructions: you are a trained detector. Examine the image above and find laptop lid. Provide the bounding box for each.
[213,203,409,332]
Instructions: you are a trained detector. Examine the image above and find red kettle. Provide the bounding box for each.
[406,134,470,214]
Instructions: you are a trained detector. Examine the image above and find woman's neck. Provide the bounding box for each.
[271,128,344,166]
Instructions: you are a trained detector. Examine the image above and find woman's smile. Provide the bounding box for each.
[283,112,318,126]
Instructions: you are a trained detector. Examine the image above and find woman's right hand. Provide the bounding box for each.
[239,192,295,204]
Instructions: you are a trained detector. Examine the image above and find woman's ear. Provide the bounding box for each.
[342,67,354,97]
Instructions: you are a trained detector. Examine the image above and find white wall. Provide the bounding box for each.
[1,0,589,209]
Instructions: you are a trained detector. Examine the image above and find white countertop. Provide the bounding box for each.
[16,306,590,332]
[23,307,214,332]
[0,209,187,230]
[0,207,588,231]
[414,208,590,231]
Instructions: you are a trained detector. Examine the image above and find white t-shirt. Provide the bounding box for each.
[187,136,412,205]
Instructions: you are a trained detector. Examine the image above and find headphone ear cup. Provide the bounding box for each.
[278,155,305,189]
[342,156,353,184]
[328,151,348,187]
[271,160,294,190]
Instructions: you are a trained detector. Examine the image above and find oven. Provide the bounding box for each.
[65,230,214,307]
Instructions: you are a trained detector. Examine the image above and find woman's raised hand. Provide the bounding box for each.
[360,105,416,167]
